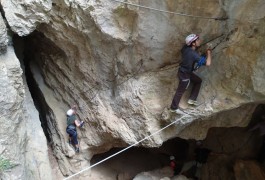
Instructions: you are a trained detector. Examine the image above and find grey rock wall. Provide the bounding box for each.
[0,45,52,179]
[0,14,7,53]
[0,10,52,179]
[0,0,265,178]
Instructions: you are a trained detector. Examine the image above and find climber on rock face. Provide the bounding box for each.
[169,155,177,174]
[66,105,84,153]
[170,34,212,114]
[169,155,183,176]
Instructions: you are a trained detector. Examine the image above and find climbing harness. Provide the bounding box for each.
[112,0,228,21]
[63,113,192,180]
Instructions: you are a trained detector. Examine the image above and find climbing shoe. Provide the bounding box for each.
[170,108,185,115]
[75,147,80,153]
[187,99,199,106]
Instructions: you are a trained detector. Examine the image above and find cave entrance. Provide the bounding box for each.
[90,138,189,179]
[12,31,65,142]
[90,104,265,179]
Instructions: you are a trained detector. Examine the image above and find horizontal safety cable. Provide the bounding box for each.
[112,0,228,20]
[64,113,192,180]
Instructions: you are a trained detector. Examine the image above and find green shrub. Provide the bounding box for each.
[0,157,14,173]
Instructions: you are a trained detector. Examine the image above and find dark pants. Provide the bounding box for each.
[170,70,202,110]
[66,128,78,145]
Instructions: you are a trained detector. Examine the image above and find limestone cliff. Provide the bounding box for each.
[0,0,265,179]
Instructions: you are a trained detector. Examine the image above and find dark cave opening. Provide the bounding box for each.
[90,138,190,179]
[13,32,53,142]
[90,104,265,179]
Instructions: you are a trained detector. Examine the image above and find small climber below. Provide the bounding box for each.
[66,105,84,153]
[170,34,212,114]
[182,141,212,179]
[169,155,183,176]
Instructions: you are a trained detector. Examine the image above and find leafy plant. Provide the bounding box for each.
[0,156,14,173]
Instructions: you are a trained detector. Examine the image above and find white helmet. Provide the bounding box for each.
[185,34,199,46]
[170,156,175,160]
[67,109,74,116]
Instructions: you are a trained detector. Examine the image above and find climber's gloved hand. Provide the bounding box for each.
[80,121,84,128]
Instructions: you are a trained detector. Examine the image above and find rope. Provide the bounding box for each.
[200,34,225,47]
[63,113,191,180]
[112,0,228,21]
[63,1,227,178]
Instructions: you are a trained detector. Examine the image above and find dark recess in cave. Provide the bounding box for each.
[13,32,54,142]
[91,104,265,179]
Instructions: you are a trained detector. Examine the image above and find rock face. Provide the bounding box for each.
[234,160,265,180]
[133,167,173,180]
[0,14,7,53]
[0,45,52,179]
[0,0,265,179]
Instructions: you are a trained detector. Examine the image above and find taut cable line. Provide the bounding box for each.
[112,0,228,21]
[63,1,228,179]
[63,113,191,180]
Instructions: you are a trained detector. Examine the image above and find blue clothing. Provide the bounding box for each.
[170,45,203,110]
[66,114,78,145]
[66,128,78,145]
[194,56,207,71]
[180,46,201,73]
